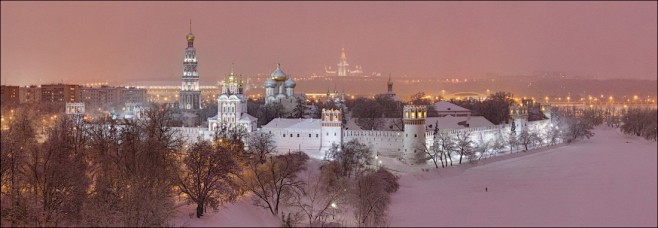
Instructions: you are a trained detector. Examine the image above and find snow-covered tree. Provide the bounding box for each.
[455,130,474,164]
[176,140,240,218]
[324,139,374,178]
[240,151,309,216]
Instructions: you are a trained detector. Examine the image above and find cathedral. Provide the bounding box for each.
[207,67,257,133]
[264,64,305,114]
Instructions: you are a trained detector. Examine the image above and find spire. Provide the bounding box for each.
[230,62,235,75]
[189,19,192,33]
[341,47,346,59]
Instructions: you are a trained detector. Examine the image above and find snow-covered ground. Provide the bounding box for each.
[170,127,657,227]
[170,194,279,227]
[390,127,657,227]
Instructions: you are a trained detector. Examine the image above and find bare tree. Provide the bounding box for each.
[435,130,456,167]
[473,132,491,159]
[83,103,183,227]
[324,139,374,178]
[1,107,38,226]
[247,132,277,164]
[518,126,540,151]
[239,151,309,216]
[23,115,90,226]
[176,140,240,218]
[352,168,395,227]
[565,117,594,143]
[507,121,518,152]
[289,162,345,227]
[454,130,473,164]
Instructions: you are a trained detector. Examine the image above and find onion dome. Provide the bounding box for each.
[270,63,287,81]
[227,70,237,83]
[264,78,276,88]
[186,32,195,41]
[285,77,296,88]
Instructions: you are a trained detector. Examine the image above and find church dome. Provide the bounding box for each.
[186,32,195,41]
[227,71,237,83]
[270,63,287,81]
[285,77,296,88]
[264,78,276,88]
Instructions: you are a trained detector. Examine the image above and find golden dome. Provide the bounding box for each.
[186,32,195,41]
[228,72,236,83]
[270,63,287,81]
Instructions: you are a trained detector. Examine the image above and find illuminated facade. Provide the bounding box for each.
[207,67,257,132]
[179,21,201,110]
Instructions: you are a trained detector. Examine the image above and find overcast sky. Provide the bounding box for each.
[1,1,656,86]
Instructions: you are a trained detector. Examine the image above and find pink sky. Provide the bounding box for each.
[1,1,656,86]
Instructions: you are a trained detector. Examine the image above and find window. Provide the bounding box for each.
[326,133,329,136]
[334,133,336,136]
[283,134,285,137]
[297,134,300,137]
[406,134,408,137]
[316,134,319,137]
[290,134,293,137]
[414,134,417,138]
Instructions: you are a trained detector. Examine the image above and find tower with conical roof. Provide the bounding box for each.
[179,20,201,110]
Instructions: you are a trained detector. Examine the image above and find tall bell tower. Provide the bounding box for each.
[179,20,201,110]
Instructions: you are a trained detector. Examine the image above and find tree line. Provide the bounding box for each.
[1,103,398,227]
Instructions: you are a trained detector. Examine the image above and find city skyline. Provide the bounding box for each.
[1,1,657,86]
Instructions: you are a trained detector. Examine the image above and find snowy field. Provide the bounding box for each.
[172,127,657,227]
[390,127,657,227]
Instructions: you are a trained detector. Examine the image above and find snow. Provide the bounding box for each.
[170,194,280,227]
[170,127,656,227]
[433,101,470,112]
[389,127,657,227]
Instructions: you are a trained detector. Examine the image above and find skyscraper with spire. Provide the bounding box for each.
[325,48,364,76]
[337,48,349,76]
[179,20,201,110]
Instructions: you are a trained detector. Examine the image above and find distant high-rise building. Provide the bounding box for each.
[179,20,201,110]
[41,83,80,103]
[0,85,20,105]
[79,85,146,108]
[325,48,364,77]
[19,85,41,104]
[337,48,349,76]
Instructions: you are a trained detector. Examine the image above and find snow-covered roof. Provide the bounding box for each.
[433,101,470,112]
[345,118,363,130]
[425,116,493,130]
[262,118,322,130]
[239,114,257,122]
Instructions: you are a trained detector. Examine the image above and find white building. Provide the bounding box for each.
[170,65,551,165]
[207,68,257,133]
